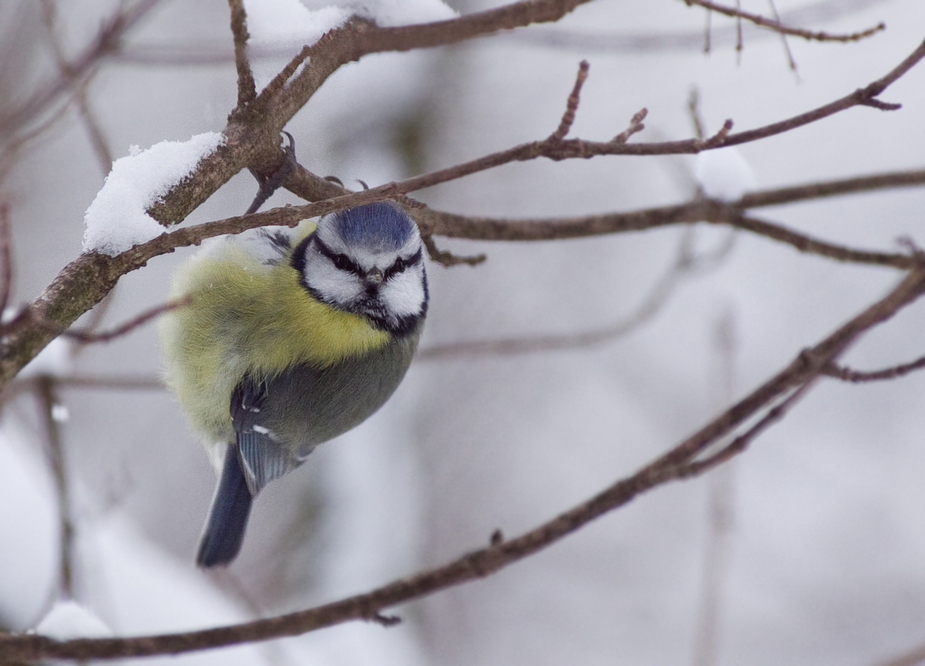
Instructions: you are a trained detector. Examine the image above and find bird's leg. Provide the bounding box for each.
[244,131,297,215]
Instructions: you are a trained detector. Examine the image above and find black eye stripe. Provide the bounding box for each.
[312,235,421,280]
[384,249,422,280]
[312,236,362,275]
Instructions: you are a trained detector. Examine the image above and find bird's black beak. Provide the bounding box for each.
[364,268,384,294]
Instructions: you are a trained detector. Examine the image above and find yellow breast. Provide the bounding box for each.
[160,226,389,445]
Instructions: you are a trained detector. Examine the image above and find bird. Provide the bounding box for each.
[159,201,428,567]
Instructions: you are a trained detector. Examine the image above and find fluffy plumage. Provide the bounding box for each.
[160,202,427,567]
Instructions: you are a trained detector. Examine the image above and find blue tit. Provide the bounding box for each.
[159,202,428,567]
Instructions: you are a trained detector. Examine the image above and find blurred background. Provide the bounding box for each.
[1,0,925,664]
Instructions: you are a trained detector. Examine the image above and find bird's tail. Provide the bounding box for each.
[196,446,253,567]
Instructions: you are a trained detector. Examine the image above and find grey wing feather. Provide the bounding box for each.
[231,378,309,496]
[228,329,421,495]
[237,430,304,495]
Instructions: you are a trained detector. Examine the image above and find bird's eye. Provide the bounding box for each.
[383,258,404,281]
[331,254,354,272]
[384,251,420,280]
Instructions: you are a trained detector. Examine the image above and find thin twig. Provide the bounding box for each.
[418,226,734,359]
[6,268,925,662]
[767,0,798,72]
[125,194,920,283]
[822,355,925,382]
[39,0,115,174]
[36,296,192,344]
[228,0,257,108]
[684,0,885,43]
[0,203,12,317]
[680,378,817,477]
[739,168,925,208]
[0,0,164,137]
[0,97,72,186]
[152,36,925,251]
[549,60,590,143]
[1,374,163,405]
[692,309,738,666]
[703,1,713,54]
[735,0,743,60]
[416,202,917,270]
[729,214,913,268]
[611,108,647,144]
[4,9,925,392]
[295,36,922,200]
[688,88,705,141]
[35,375,74,599]
[510,0,890,54]
[697,119,734,150]
[420,234,486,267]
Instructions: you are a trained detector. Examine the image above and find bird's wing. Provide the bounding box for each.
[230,377,305,495]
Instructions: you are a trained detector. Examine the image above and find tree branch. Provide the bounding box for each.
[549,60,590,142]
[683,0,885,43]
[227,0,256,109]
[739,168,925,207]
[0,203,11,316]
[2,12,923,396]
[822,355,925,383]
[5,266,925,662]
[418,227,733,359]
[0,0,164,138]
[35,375,75,599]
[36,296,192,344]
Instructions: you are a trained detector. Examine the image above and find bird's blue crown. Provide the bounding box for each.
[329,202,416,251]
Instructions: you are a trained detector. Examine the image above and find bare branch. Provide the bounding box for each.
[228,0,257,108]
[549,60,590,143]
[823,355,925,383]
[766,0,798,72]
[35,296,192,344]
[54,374,163,390]
[35,376,75,598]
[114,0,889,60]
[418,227,733,359]
[684,0,885,43]
[739,168,925,208]
[39,0,115,174]
[0,203,12,316]
[3,13,924,393]
[281,36,925,207]
[0,91,72,186]
[611,108,648,144]
[679,378,816,477]
[691,309,739,666]
[729,214,914,268]
[0,0,164,138]
[6,267,925,662]
[696,119,734,150]
[420,234,486,268]
[416,202,918,272]
[2,374,162,406]
[688,88,706,140]
[734,0,743,58]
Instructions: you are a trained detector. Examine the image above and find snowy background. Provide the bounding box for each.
[2,0,925,665]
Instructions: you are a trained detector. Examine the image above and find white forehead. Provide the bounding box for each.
[315,203,421,267]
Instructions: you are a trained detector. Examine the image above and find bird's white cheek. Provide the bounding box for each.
[304,263,363,303]
[381,268,426,316]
